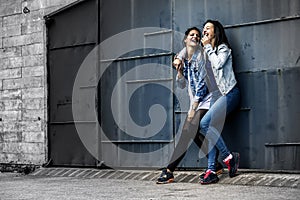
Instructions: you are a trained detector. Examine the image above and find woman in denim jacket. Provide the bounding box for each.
[172,20,240,184]
[157,26,223,184]
[199,19,241,184]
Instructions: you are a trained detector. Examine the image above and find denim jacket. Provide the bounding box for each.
[176,49,208,103]
[203,43,237,95]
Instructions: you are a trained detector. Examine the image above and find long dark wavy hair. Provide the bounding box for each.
[203,20,231,53]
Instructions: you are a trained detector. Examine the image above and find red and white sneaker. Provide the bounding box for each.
[223,152,240,178]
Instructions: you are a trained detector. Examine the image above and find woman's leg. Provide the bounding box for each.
[167,109,207,172]
[199,87,240,171]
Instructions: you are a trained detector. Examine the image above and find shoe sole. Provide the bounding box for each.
[156,178,174,184]
[229,152,240,177]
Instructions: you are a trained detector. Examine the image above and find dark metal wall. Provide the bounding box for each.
[172,0,300,170]
[98,0,175,168]
[46,0,300,170]
[46,0,98,166]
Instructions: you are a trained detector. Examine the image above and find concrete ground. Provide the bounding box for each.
[0,168,300,200]
[30,167,300,188]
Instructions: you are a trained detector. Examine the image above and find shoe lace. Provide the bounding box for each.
[224,159,231,171]
[204,170,212,179]
[161,170,171,179]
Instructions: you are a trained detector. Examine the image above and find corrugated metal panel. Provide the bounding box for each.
[46,0,300,170]
[98,0,175,168]
[46,0,98,166]
[265,143,300,170]
[173,0,300,170]
[173,0,300,30]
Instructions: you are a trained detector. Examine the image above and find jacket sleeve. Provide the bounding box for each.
[203,44,231,70]
[175,47,187,60]
[175,47,187,88]
[176,75,186,89]
[192,61,208,103]
[193,78,208,103]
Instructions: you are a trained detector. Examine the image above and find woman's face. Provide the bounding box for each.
[185,29,200,47]
[202,22,215,42]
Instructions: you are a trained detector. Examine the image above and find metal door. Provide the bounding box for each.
[98,0,179,168]
[46,0,99,166]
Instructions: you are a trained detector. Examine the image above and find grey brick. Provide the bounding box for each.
[22,43,44,56]
[22,87,44,99]
[1,25,21,37]
[22,109,44,121]
[3,77,43,90]
[21,121,43,132]
[2,121,21,132]
[0,153,17,163]
[21,142,45,154]
[23,55,44,67]
[0,47,22,59]
[22,131,45,143]
[0,142,44,154]
[2,14,22,27]
[0,110,22,121]
[0,99,22,111]
[0,0,22,17]
[21,21,43,34]
[0,89,22,100]
[0,152,23,163]
[0,68,22,80]
[22,66,44,77]
[3,32,43,47]
[21,153,45,164]
[0,142,21,153]
[0,57,23,69]
[0,132,22,142]
[23,98,44,110]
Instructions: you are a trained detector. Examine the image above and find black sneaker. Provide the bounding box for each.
[199,162,223,181]
[156,169,174,184]
[223,152,240,178]
[200,170,219,184]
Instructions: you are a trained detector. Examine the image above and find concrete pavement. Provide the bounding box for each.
[0,170,300,200]
[29,167,300,188]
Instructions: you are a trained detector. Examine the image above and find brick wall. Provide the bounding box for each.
[0,0,77,165]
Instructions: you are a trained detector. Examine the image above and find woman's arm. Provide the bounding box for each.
[176,75,186,89]
[174,47,188,89]
[175,47,187,60]
[203,44,231,70]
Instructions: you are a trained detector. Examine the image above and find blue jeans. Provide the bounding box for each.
[199,86,240,171]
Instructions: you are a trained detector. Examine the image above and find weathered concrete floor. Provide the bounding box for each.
[30,167,300,188]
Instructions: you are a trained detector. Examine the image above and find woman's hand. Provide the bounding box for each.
[187,109,196,121]
[201,35,211,46]
[173,58,183,71]
[173,58,183,78]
